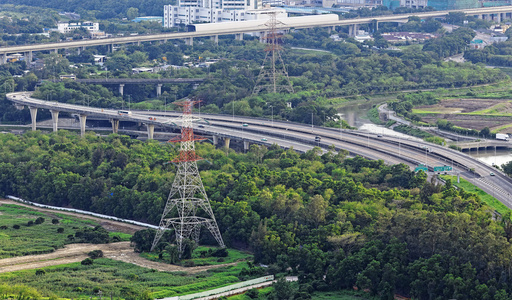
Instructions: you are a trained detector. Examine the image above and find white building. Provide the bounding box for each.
[57,22,100,34]
[163,0,287,28]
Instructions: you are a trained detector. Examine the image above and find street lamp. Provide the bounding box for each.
[270,105,273,127]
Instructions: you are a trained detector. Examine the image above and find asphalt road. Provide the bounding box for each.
[6,91,512,210]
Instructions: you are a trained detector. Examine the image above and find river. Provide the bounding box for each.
[340,107,512,167]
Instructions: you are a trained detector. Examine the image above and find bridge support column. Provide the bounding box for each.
[26,51,33,63]
[50,110,60,132]
[53,49,58,54]
[137,41,141,46]
[185,37,193,46]
[213,135,219,145]
[224,137,230,149]
[0,54,5,65]
[29,107,38,131]
[349,24,359,37]
[496,13,502,23]
[119,84,125,96]
[243,140,250,152]
[211,35,219,44]
[147,124,155,140]
[235,33,243,41]
[14,104,24,110]
[156,84,162,97]
[79,114,87,137]
[375,21,379,31]
[110,119,119,134]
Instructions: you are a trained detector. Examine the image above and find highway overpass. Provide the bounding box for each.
[6,91,512,212]
[1,6,512,63]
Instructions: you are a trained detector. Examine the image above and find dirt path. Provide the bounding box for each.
[0,241,236,274]
[0,199,238,274]
[0,199,144,234]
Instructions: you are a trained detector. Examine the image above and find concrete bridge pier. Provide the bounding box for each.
[79,114,87,137]
[224,137,231,148]
[110,119,120,134]
[211,35,219,44]
[235,33,243,41]
[156,84,162,96]
[349,24,359,37]
[26,51,33,63]
[119,84,125,96]
[14,104,25,110]
[185,37,193,46]
[496,13,502,23]
[243,140,250,152]
[29,107,38,131]
[50,110,60,132]
[147,124,155,140]
[212,135,219,145]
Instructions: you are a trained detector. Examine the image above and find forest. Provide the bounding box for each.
[1,130,512,299]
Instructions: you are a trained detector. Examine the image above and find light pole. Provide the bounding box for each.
[232,101,235,121]
[270,105,273,127]
[339,118,342,141]
[311,112,314,132]
[128,95,131,111]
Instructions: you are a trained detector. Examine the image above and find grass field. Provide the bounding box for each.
[440,175,511,215]
[0,204,129,258]
[0,258,249,299]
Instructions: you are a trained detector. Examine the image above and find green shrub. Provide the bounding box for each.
[35,217,45,224]
[57,227,64,233]
[35,269,46,276]
[81,258,94,265]
[88,250,104,259]
[52,218,59,224]
[13,224,20,229]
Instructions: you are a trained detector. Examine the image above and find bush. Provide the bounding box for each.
[211,248,229,257]
[35,269,46,276]
[35,217,45,224]
[13,224,20,229]
[52,218,59,224]
[245,289,259,299]
[184,261,195,267]
[57,227,64,233]
[0,225,7,230]
[81,258,94,265]
[88,250,104,259]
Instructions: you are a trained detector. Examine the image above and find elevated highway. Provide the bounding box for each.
[1,6,512,62]
[6,91,512,211]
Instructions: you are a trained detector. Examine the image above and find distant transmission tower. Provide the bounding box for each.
[253,11,294,94]
[151,99,225,256]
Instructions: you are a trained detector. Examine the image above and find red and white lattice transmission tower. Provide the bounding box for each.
[253,11,294,95]
[151,99,225,256]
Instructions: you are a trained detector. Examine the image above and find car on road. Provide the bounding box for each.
[377,134,382,137]
[242,123,249,127]
[261,138,267,141]
[198,125,205,128]
[490,172,495,176]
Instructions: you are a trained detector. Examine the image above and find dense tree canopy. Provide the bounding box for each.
[1,130,512,298]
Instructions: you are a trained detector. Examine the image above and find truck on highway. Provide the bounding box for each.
[496,133,509,141]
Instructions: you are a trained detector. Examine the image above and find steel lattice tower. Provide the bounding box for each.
[253,11,294,95]
[151,99,225,255]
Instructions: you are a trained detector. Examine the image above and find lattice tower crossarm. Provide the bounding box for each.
[151,100,225,256]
